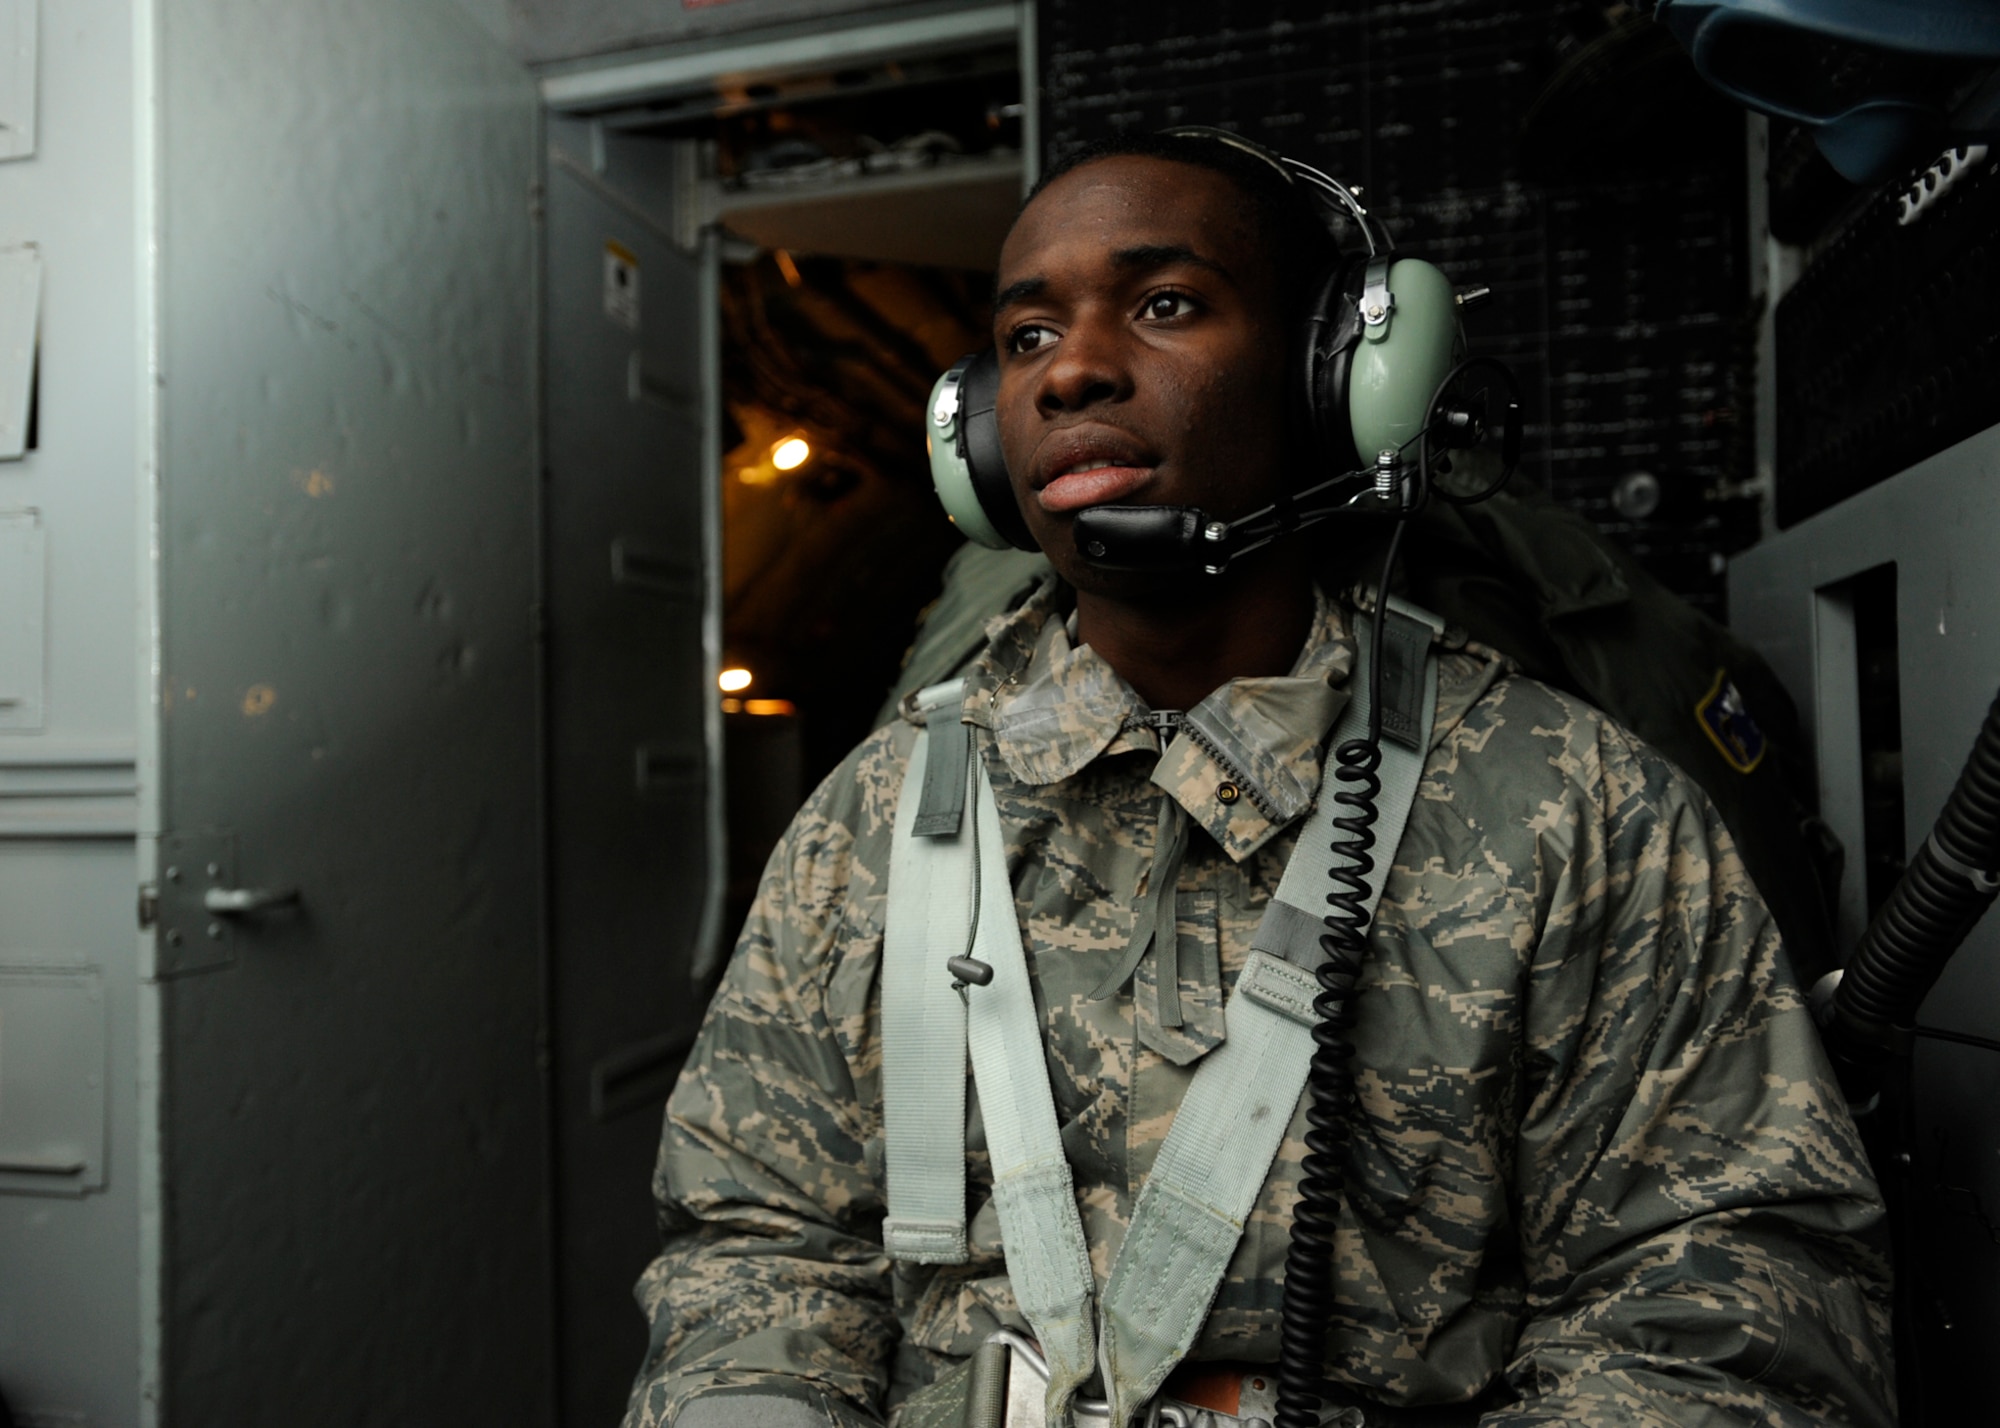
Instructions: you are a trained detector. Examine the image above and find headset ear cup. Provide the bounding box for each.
[1299,258,1365,472]
[926,357,1012,550]
[1346,258,1463,466]
[955,349,1038,552]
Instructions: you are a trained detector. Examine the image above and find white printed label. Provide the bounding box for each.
[603,240,640,331]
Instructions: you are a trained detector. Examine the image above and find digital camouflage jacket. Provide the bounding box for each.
[627,581,1894,1428]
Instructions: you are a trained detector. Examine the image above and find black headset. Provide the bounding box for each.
[924,127,1518,572]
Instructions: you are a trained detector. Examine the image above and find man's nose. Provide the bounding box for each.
[1036,314,1132,415]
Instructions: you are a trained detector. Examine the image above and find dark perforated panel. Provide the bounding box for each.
[1040,1,1754,613]
[1776,155,2000,529]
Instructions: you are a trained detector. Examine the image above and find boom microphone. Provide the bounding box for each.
[1069,459,1406,574]
[1072,357,1524,574]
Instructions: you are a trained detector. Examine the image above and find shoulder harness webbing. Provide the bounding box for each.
[880,603,1443,1428]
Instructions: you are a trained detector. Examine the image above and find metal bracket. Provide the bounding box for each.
[933,370,962,428]
[1359,254,1395,332]
[1926,830,2000,893]
[155,831,240,976]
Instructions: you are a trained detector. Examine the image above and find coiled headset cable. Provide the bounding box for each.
[1274,359,1517,1428]
[1273,517,1406,1428]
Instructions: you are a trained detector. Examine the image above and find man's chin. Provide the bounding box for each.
[1043,545,1221,607]
[1035,523,1323,612]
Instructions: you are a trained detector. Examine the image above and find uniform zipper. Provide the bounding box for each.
[1124,708,1280,821]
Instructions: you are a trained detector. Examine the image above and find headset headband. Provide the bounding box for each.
[1158,125,1393,257]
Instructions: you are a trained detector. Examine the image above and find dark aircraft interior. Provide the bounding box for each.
[2,1,1997,1424]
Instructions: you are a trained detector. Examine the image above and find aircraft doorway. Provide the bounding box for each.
[716,250,995,929]
[539,19,1028,1420]
[688,56,1026,955]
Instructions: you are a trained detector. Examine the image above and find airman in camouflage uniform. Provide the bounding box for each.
[626,133,1893,1428]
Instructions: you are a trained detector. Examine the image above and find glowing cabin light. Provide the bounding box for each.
[718,667,753,693]
[771,437,811,471]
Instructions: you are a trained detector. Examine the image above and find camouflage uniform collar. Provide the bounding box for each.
[968,579,1356,862]
[969,578,1146,788]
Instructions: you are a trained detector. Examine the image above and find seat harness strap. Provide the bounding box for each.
[882,679,975,1264]
[962,751,1103,1423]
[885,676,1100,1421]
[881,603,1442,1428]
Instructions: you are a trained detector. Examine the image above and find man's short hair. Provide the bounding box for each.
[1028,131,1343,309]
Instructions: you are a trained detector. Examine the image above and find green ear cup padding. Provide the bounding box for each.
[927,364,1012,550]
[1348,258,1463,464]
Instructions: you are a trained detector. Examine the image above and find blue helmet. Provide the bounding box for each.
[1653,0,2000,183]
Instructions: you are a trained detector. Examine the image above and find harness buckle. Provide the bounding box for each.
[984,1328,1112,1428]
[977,1333,1367,1428]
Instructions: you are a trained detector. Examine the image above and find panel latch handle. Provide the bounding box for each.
[203,885,301,916]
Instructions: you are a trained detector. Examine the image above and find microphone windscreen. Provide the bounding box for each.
[1071,506,1207,571]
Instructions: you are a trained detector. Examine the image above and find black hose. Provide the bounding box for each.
[1823,685,2000,1094]
[1275,521,1405,1428]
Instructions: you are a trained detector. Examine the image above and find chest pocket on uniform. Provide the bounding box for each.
[1134,889,1224,1065]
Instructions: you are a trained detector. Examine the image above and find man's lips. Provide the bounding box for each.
[1032,431,1160,513]
[1037,462,1156,512]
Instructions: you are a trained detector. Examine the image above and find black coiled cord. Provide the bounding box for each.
[1274,521,1406,1428]
[1824,684,2000,1089]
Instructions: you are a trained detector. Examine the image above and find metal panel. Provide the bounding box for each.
[0,745,138,839]
[150,1,548,1421]
[0,963,105,1195]
[0,243,36,458]
[542,147,717,1427]
[1016,0,1039,192]
[1728,419,2000,1405]
[0,845,141,1428]
[0,0,34,162]
[717,153,1023,269]
[1808,584,1868,951]
[524,0,1002,77]
[0,0,146,1420]
[0,507,43,730]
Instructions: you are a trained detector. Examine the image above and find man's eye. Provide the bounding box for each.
[1142,292,1194,321]
[1009,324,1057,354]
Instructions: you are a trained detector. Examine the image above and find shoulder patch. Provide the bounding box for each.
[1695,668,1767,774]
